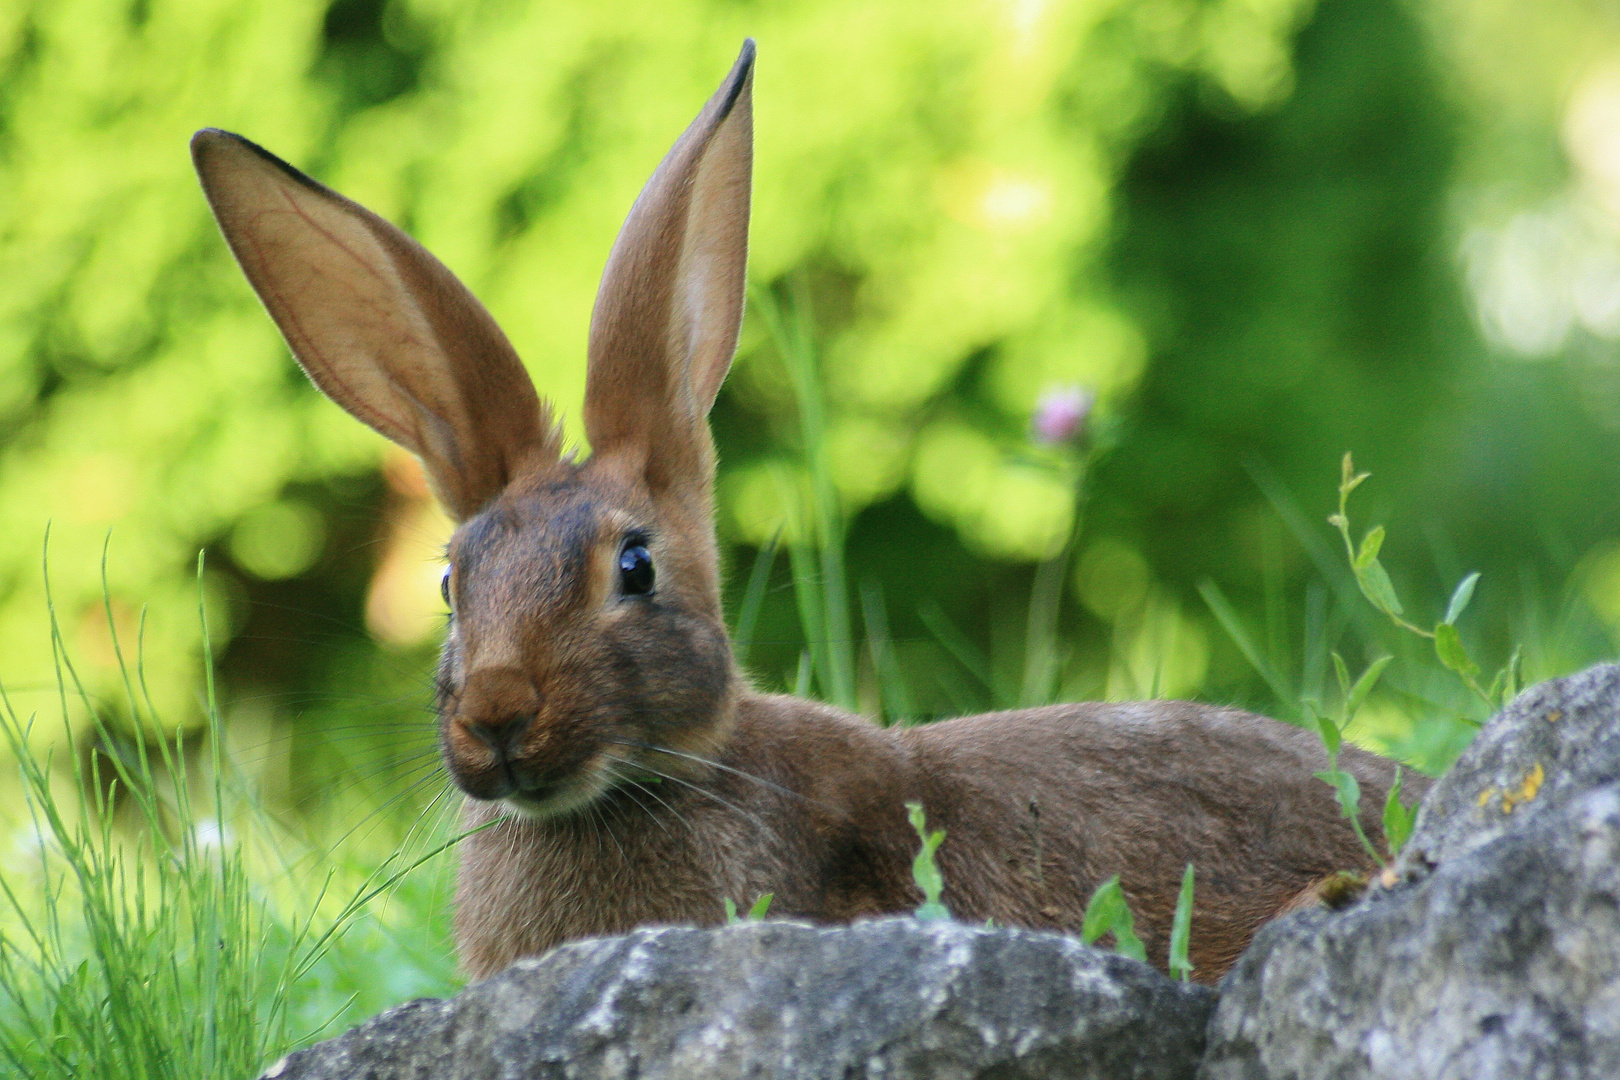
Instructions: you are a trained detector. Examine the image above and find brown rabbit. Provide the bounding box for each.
[192,39,1425,985]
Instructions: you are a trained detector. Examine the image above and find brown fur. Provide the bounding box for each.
[192,39,1428,987]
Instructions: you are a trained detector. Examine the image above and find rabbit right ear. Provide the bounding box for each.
[582,41,754,492]
[191,129,558,522]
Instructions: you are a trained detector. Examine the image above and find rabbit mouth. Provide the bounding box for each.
[500,760,614,819]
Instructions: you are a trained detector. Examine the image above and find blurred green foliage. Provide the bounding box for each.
[0,1,1619,1062]
[0,0,1616,800]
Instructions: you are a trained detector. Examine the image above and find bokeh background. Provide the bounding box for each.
[2,0,1620,822]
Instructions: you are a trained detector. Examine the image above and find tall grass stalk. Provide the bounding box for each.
[731,535,779,668]
[751,282,858,713]
[1019,552,1067,707]
[860,581,914,724]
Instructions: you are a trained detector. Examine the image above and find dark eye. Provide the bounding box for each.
[441,567,452,609]
[618,541,654,596]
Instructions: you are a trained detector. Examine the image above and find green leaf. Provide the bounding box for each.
[1345,656,1394,720]
[1111,922,1147,965]
[1168,863,1195,982]
[1495,645,1523,707]
[1331,652,1352,707]
[1081,875,1147,963]
[1433,622,1480,679]
[1354,526,1385,570]
[1081,877,1122,943]
[746,893,774,920]
[1443,571,1481,626]
[1382,767,1416,859]
[1314,710,1342,757]
[1314,768,1363,824]
[1355,558,1404,617]
[1198,579,1294,707]
[1300,698,1323,733]
[1339,453,1369,497]
[723,897,739,924]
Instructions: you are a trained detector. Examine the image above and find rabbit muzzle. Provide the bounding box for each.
[441,665,613,816]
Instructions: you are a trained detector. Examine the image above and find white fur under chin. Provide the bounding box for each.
[499,763,616,820]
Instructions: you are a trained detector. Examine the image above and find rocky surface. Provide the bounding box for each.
[1200,663,1620,1080]
[261,917,1216,1080]
[1391,662,1620,876]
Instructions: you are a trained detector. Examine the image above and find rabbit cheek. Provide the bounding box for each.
[610,609,733,762]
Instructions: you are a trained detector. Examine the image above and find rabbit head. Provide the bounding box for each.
[192,42,756,818]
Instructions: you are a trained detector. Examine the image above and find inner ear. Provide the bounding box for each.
[582,41,754,486]
[192,128,559,521]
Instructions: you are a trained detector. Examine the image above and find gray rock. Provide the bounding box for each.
[262,918,1215,1080]
[1393,662,1620,878]
[1200,663,1620,1080]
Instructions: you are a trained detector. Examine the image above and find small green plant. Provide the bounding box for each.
[722,894,774,923]
[1382,765,1416,858]
[1080,875,1146,963]
[905,802,950,921]
[1316,452,1511,862]
[1167,863,1196,982]
[1304,651,1420,865]
[1331,453,1520,713]
[1305,651,1396,864]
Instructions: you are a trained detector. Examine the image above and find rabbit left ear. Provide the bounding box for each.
[582,40,754,488]
[192,129,558,521]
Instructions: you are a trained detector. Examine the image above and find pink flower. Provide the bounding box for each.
[1031,386,1094,445]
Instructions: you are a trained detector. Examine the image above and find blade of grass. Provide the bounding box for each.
[787,536,833,700]
[1168,864,1195,982]
[752,282,856,711]
[1020,550,1068,707]
[732,534,780,668]
[1197,579,1296,713]
[918,601,995,696]
[860,580,913,725]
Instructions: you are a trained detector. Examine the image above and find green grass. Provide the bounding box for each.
[0,550,464,1079]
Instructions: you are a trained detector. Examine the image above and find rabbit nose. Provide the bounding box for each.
[464,714,534,760]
